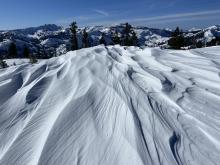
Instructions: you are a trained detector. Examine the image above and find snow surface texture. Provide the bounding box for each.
[0,45,220,165]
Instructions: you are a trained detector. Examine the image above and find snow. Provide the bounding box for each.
[0,45,220,165]
[5,58,30,66]
[204,30,215,42]
[188,27,202,32]
[0,24,173,57]
[1,24,220,57]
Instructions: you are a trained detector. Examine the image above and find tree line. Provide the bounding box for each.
[0,42,38,68]
[1,22,220,68]
[69,22,138,51]
[168,27,220,49]
[1,21,138,68]
[69,22,220,51]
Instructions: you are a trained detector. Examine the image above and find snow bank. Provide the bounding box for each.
[0,45,220,165]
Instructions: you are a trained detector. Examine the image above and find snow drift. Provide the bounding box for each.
[0,45,220,165]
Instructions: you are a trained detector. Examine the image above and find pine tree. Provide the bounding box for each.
[36,46,43,59]
[120,33,125,46]
[123,23,133,46]
[99,33,107,45]
[131,31,138,46]
[168,27,185,49]
[173,27,180,37]
[23,45,30,58]
[124,35,131,46]
[191,36,197,48]
[217,41,220,45]
[69,21,78,50]
[82,28,89,48]
[0,57,8,68]
[196,41,203,48]
[112,31,120,45]
[0,34,3,42]
[124,23,132,36]
[29,55,38,64]
[8,42,17,58]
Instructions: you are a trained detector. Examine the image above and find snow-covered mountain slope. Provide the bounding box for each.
[0,24,171,57]
[1,24,220,58]
[0,46,220,165]
[185,25,220,45]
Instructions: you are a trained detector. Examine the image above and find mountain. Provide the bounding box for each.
[0,24,220,58]
[0,45,220,165]
[184,25,220,47]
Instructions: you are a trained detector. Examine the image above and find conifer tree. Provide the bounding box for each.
[23,45,30,58]
[124,23,132,36]
[120,33,125,46]
[99,33,107,45]
[0,34,3,42]
[8,42,17,58]
[168,27,185,49]
[217,38,220,46]
[123,23,133,46]
[196,41,203,48]
[112,31,120,45]
[131,31,138,46]
[173,27,180,37]
[0,57,8,68]
[82,28,89,48]
[69,21,78,50]
[29,55,38,64]
[36,46,43,59]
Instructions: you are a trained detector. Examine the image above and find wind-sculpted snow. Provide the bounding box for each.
[0,46,220,165]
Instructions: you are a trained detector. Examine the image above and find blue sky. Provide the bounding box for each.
[0,0,220,30]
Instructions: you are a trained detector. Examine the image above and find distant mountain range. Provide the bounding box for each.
[0,24,220,58]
